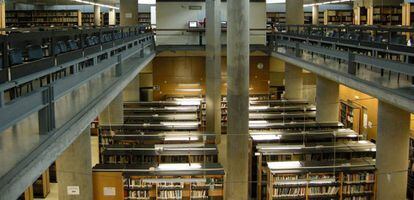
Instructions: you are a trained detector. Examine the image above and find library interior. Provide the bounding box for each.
[0,0,413,199]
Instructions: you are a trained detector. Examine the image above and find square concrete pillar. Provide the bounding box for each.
[316,76,339,122]
[99,93,124,124]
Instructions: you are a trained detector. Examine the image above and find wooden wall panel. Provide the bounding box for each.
[93,172,124,200]
[153,56,270,100]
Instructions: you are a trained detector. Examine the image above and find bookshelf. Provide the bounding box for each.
[408,137,414,199]
[200,98,316,130]
[33,170,50,198]
[267,12,286,25]
[81,12,103,26]
[253,128,364,200]
[324,10,353,25]
[360,7,368,25]
[17,185,34,200]
[373,6,402,26]
[304,12,324,25]
[267,159,376,200]
[340,101,354,130]
[6,10,82,28]
[103,12,120,25]
[92,164,224,200]
[138,13,151,26]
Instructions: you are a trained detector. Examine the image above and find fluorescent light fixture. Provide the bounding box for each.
[175,88,202,92]
[174,98,202,106]
[266,0,286,3]
[259,144,304,150]
[72,0,118,9]
[346,134,358,138]
[178,83,201,88]
[142,178,206,183]
[249,106,269,110]
[268,161,301,169]
[158,163,202,171]
[164,106,198,110]
[251,134,282,141]
[357,140,369,144]
[249,120,268,124]
[139,0,156,4]
[161,121,199,126]
[164,135,199,141]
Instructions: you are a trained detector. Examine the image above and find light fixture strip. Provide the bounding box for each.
[72,0,119,10]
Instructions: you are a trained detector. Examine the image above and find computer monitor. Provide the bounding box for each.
[188,21,198,28]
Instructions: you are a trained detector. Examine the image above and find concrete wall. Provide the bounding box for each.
[156,2,266,45]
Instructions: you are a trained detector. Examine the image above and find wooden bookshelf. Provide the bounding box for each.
[267,12,286,25]
[304,12,324,25]
[102,12,120,25]
[17,185,34,200]
[93,165,224,200]
[138,12,151,26]
[6,10,82,28]
[373,6,402,26]
[324,10,353,25]
[33,170,50,198]
[81,12,104,26]
[267,159,376,200]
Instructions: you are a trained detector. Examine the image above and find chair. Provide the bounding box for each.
[27,45,43,61]
[9,49,23,65]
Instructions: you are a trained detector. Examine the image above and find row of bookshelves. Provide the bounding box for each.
[6,10,150,28]
[267,5,414,26]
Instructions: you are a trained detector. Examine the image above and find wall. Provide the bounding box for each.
[339,85,378,140]
[156,2,266,45]
[152,54,269,100]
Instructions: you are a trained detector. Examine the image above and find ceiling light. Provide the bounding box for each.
[251,134,282,141]
[161,121,200,126]
[268,161,301,169]
[164,135,199,141]
[72,0,118,9]
[158,163,202,171]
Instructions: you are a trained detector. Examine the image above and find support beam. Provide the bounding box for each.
[108,8,116,26]
[205,0,222,141]
[376,101,410,200]
[226,0,250,199]
[316,76,339,122]
[284,0,304,100]
[94,5,101,26]
[56,126,93,200]
[312,5,319,25]
[123,75,140,102]
[284,63,303,100]
[354,6,361,25]
[0,0,5,29]
[286,0,304,25]
[120,0,139,26]
[99,93,124,124]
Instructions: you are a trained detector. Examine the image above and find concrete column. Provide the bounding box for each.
[376,101,410,200]
[354,6,361,25]
[226,0,250,199]
[94,5,101,26]
[120,0,139,26]
[285,1,304,100]
[284,63,303,100]
[123,75,140,102]
[99,93,124,124]
[0,1,5,29]
[108,8,116,26]
[286,0,304,25]
[205,0,222,141]
[315,76,339,122]
[312,5,319,25]
[56,126,93,200]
